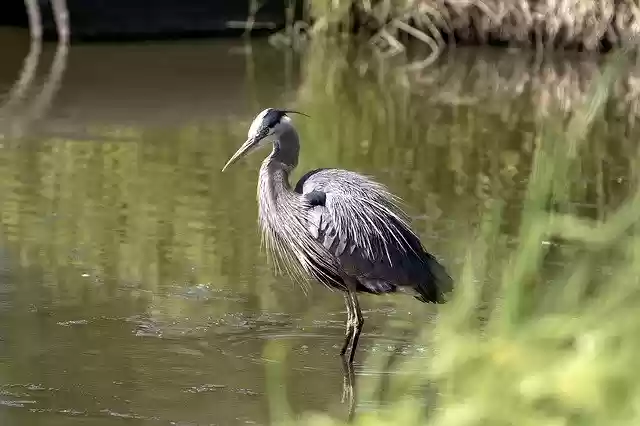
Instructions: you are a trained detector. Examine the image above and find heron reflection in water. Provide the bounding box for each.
[222,108,452,416]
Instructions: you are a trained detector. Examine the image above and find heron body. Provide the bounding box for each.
[222,108,452,365]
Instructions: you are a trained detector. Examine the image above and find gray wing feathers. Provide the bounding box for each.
[307,206,323,239]
[300,170,428,286]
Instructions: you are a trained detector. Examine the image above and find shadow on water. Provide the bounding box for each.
[0,27,638,424]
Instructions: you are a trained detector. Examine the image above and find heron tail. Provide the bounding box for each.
[414,254,453,304]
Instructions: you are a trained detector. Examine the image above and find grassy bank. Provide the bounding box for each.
[262,39,640,426]
[304,0,640,54]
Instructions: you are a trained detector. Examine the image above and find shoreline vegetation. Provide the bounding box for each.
[312,0,640,50]
[272,1,640,60]
[6,1,640,56]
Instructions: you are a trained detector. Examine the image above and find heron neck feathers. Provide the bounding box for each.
[270,123,299,170]
[257,123,301,217]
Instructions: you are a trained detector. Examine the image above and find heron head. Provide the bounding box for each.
[222,108,308,172]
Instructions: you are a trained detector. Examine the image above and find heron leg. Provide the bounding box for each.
[339,289,363,419]
[340,289,364,364]
[340,292,355,357]
[346,291,364,365]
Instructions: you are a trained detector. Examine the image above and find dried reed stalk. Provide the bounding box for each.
[315,0,640,58]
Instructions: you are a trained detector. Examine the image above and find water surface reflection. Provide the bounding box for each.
[0,29,636,425]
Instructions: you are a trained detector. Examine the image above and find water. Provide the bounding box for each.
[0,28,637,425]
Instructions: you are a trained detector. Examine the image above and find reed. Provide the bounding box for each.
[306,0,640,54]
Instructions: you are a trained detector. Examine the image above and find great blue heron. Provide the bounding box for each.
[222,108,453,365]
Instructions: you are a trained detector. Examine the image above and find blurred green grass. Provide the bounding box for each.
[264,36,640,426]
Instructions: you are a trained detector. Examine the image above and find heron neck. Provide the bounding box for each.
[258,158,296,231]
[270,123,299,171]
[258,124,300,210]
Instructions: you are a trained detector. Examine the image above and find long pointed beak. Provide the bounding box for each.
[221,137,257,172]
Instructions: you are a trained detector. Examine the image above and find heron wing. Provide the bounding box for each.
[295,168,441,296]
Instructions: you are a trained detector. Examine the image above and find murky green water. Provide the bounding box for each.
[0,28,637,425]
